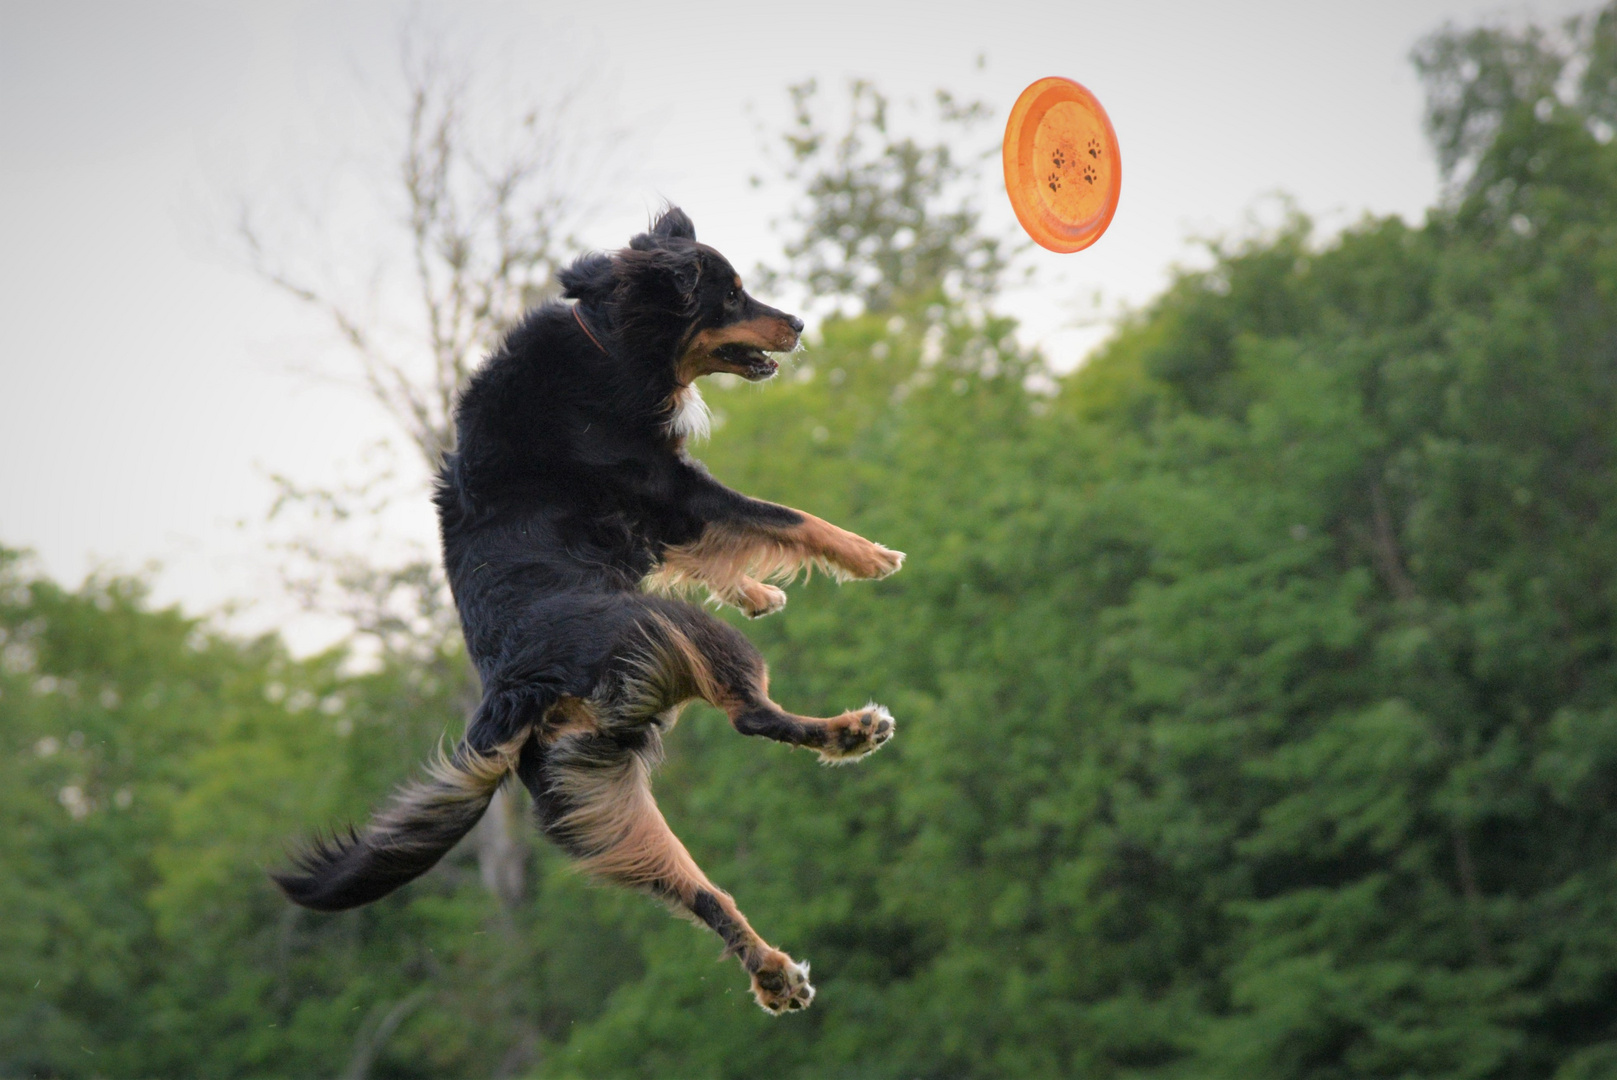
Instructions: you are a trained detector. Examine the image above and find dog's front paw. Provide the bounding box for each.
[868,544,905,579]
[749,950,814,1014]
[739,582,787,619]
[840,542,905,581]
[712,579,788,619]
[817,704,896,764]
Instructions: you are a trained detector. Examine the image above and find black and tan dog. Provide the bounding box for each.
[275,207,903,1014]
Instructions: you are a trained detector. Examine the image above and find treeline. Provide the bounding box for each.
[6,8,1617,1078]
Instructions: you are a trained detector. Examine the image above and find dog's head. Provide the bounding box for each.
[558,207,803,385]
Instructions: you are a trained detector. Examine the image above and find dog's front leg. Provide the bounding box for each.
[765,511,905,582]
[663,473,904,602]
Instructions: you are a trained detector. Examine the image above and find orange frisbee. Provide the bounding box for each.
[1003,77,1121,253]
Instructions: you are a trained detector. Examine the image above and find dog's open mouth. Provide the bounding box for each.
[714,344,780,381]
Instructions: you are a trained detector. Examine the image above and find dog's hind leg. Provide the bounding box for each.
[643,601,896,764]
[517,728,814,1014]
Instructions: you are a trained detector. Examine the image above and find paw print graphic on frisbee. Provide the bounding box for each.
[1003,77,1121,253]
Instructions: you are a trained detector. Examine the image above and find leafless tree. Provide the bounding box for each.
[239,34,625,920]
[242,59,588,468]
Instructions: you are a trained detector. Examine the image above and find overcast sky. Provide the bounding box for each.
[0,0,1596,651]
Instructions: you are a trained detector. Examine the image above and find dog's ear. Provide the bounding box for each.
[652,206,696,241]
[629,206,696,251]
[558,252,616,303]
[613,245,700,314]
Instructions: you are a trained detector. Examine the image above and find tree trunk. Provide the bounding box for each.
[474,782,527,908]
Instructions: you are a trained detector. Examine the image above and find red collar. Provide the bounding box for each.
[573,305,607,355]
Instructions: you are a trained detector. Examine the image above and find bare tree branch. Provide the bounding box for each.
[243,39,614,473]
[239,31,623,663]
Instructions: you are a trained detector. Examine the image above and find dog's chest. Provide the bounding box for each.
[666,384,711,443]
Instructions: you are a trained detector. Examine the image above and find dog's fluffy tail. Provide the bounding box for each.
[274,734,526,912]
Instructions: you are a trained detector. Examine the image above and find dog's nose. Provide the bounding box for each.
[786,315,804,334]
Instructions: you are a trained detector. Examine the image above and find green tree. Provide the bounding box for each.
[9,5,1617,1076]
[539,6,1617,1076]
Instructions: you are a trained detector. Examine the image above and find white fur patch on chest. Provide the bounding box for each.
[667,384,712,443]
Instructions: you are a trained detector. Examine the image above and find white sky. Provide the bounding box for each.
[0,0,1594,650]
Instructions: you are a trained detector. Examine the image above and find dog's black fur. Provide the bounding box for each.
[275,207,903,1013]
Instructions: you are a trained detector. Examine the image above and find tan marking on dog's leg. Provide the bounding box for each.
[540,697,602,741]
[647,513,901,605]
[777,514,905,581]
[646,518,825,602]
[586,613,720,727]
[549,742,813,1013]
[635,614,726,707]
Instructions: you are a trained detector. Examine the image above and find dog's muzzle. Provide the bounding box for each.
[718,314,801,380]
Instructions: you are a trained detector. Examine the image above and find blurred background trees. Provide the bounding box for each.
[6,3,1617,1077]
[756,78,1009,319]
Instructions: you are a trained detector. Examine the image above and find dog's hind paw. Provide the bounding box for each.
[750,950,814,1014]
[817,704,895,764]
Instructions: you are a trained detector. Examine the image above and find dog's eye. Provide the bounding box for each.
[726,288,739,305]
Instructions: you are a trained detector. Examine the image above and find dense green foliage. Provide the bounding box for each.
[6,9,1617,1077]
